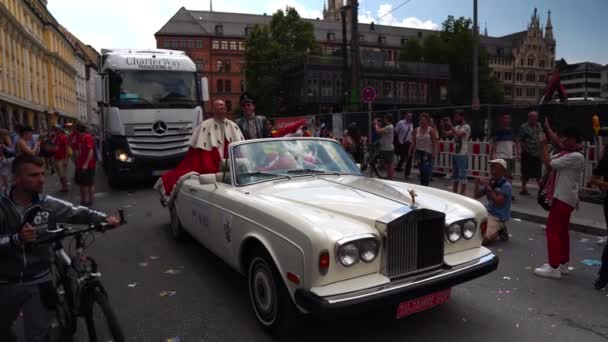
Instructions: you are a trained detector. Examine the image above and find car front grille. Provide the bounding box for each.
[125,122,193,157]
[384,209,445,278]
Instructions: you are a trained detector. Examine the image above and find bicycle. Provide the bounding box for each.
[32,209,127,342]
[362,141,390,179]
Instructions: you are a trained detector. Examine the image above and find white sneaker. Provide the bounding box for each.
[558,264,571,275]
[534,264,562,279]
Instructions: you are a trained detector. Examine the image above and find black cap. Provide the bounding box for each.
[240,92,254,105]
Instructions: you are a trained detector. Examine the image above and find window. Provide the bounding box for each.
[179,40,187,48]
[196,40,203,48]
[538,74,545,82]
[515,87,522,96]
[212,40,219,49]
[526,88,535,97]
[238,42,245,50]
[528,57,535,66]
[539,60,546,68]
[520,58,524,66]
[417,31,422,38]
[359,35,365,42]
[240,80,245,92]
[401,38,407,45]
[504,86,512,96]
[226,100,232,112]
[245,26,252,36]
[327,32,335,41]
[516,73,523,82]
[225,80,232,93]
[526,73,535,82]
[378,36,386,44]
[188,40,194,48]
[505,72,512,81]
[195,60,204,71]
[217,60,223,72]
[215,24,223,35]
[221,41,228,50]
[224,60,231,72]
[230,41,237,50]
[495,72,501,80]
[217,79,223,93]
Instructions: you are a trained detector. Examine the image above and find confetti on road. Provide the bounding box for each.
[149,256,160,260]
[164,269,182,275]
[503,276,511,280]
[160,291,177,297]
[128,283,138,288]
[568,266,574,271]
[513,218,522,222]
[516,323,520,328]
[581,259,602,266]
[529,238,535,241]
[525,266,532,270]
[138,262,149,267]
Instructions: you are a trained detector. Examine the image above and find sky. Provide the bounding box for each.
[48,0,607,65]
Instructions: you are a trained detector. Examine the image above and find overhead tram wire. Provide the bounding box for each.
[374,0,413,23]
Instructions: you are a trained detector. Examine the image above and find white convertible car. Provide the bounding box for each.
[165,137,498,334]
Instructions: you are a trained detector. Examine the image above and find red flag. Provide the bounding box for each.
[271,119,307,137]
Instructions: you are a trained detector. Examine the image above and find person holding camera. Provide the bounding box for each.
[374,115,395,180]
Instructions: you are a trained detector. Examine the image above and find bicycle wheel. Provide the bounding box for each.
[372,156,388,179]
[84,287,125,342]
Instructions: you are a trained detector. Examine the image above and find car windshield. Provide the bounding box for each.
[232,139,361,186]
[108,70,199,108]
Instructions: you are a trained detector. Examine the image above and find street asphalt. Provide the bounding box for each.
[40,169,608,342]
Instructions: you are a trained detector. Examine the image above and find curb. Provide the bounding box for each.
[510,210,605,237]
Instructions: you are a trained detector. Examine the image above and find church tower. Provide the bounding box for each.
[545,10,555,48]
[323,0,343,21]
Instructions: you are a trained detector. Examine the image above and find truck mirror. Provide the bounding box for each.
[201,77,209,102]
[94,74,103,104]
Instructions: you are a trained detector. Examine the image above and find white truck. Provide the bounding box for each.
[95,48,208,187]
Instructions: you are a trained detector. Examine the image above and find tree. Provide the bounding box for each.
[399,38,424,63]
[244,8,319,114]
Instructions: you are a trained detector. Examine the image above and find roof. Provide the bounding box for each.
[480,30,527,56]
[560,61,605,74]
[155,8,438,47]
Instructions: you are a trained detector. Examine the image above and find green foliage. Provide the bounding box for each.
[399,15,504,105]
[244,7,319,114]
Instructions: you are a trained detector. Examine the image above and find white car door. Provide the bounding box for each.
[180,179,219,254]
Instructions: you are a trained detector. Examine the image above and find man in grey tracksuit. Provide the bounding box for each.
[0,155,119,342]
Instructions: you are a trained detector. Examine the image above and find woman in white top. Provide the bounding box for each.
[409,113,438,186]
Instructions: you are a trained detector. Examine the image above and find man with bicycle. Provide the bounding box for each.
[0,155,120,342]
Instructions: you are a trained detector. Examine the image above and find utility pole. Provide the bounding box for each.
[350,0,360,110]
[341,6,349,112]
[472,0,479,110]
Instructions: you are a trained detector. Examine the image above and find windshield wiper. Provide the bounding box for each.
[286,168,341,176]
[239,171,291,180]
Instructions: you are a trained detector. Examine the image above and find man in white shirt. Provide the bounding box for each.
[444,110,471,195]
[395,112,414,178]
[534,127,585,279]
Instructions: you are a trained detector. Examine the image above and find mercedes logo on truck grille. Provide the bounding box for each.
[152,121,168,135]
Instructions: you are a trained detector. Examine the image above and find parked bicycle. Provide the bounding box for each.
[362,141,389,179]
[32,209,126,342]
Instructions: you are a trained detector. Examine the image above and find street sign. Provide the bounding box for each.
[362,86,377,103]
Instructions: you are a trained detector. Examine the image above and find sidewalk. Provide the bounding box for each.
[392,171,607,236]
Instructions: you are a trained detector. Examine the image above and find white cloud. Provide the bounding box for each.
[359,3,439,30]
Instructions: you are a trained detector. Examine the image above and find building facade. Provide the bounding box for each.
[482,9,555,104]
[602,66,608,99]
[0,0,83,130]
[155,7,436,113]
[556,59,604,99]
[74,52,87,121]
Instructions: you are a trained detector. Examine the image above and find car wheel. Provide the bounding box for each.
[169,205,185,241]
[248,252,300,336]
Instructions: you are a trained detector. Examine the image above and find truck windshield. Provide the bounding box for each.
[109,70,199,108]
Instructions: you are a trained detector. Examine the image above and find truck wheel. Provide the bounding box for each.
[248,250,301,336]
[169,205,185,241]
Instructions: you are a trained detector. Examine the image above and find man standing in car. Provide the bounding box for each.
[0,154,120,342]
[236,94,267,140]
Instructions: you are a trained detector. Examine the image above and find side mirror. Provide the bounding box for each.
[94,74,103,104]
[201,77,209,102]
[198,173,217,185]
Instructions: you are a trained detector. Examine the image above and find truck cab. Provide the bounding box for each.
[96,48,208,187]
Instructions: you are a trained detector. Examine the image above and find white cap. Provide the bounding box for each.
[489,159,507,170]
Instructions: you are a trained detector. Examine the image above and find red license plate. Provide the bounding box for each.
[395,288,451,319]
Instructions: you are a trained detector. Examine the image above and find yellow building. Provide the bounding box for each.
[0,0,79,130]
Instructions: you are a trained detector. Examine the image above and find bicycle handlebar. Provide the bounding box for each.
[30,209,126,246]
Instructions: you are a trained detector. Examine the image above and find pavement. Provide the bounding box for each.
[27,166,608,342]
[393,171,607,237]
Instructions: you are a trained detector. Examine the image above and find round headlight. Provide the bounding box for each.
[118,153,129,162]
[338,243,360,267]
[463,220,477,240]
[447,224,462,243]
[359,239,379,263]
